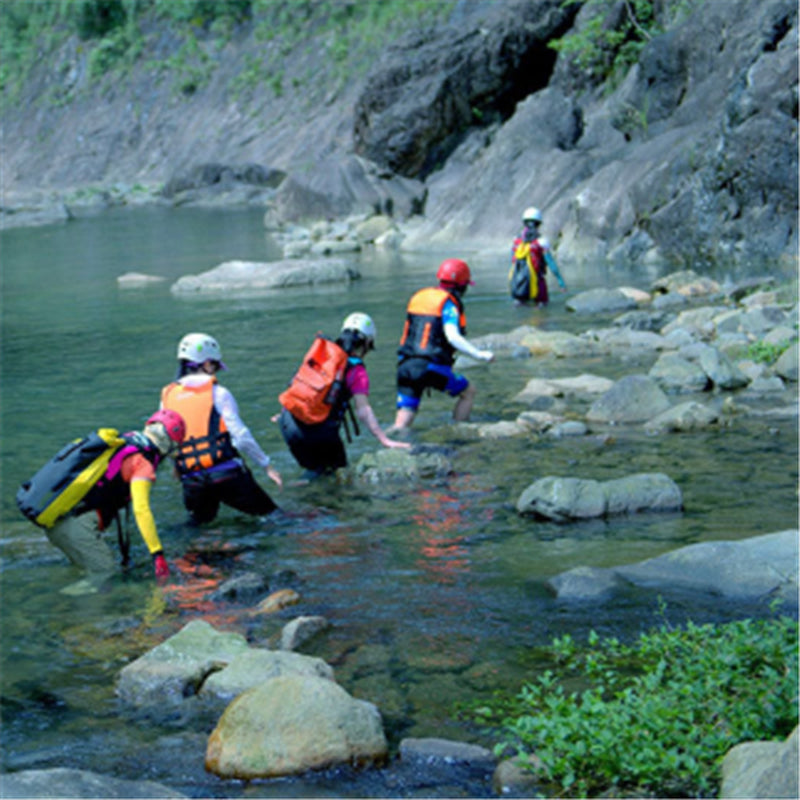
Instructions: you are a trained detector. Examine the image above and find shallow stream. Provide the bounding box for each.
[1,207,797,797]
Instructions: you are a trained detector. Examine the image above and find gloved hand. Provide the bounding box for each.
[153,552,170,580]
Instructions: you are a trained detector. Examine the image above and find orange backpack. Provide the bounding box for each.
[279,335,350,425]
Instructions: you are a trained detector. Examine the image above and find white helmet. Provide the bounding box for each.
[341,312,377,349]
[523,206,542,224]
[177,332,224,366]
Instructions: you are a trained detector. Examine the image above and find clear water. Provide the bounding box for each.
[1,207,797,797]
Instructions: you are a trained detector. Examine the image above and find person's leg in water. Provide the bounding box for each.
[392,392,420,430]
[452,381,477,421]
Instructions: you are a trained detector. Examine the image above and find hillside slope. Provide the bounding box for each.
[1,0,797,269]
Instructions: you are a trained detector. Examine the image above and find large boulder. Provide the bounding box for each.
[170,259,359,294]
[517,473,683,522]
[205,674,388,779]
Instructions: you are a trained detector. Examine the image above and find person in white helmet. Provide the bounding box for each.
[510,206,567,306]
[278,312,410,478]
[161,333,282,524]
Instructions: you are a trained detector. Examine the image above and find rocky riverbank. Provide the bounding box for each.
[1,0,796,269]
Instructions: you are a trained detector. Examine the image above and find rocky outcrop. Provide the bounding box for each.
[170,258,359,295]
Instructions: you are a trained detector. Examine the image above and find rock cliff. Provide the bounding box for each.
[1,0,796,270]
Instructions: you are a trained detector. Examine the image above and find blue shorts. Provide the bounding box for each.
[396,359,469,410]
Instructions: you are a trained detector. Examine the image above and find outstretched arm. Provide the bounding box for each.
[443,321,494,362]
[352,394,410,449]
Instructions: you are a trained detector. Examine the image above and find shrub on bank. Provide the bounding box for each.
[472,611,798,798]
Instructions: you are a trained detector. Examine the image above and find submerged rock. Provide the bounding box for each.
[352,448,452,484]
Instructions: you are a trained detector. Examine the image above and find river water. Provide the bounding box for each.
[1,207,797,797]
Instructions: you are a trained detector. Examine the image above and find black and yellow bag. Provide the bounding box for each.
[16,428,127,528]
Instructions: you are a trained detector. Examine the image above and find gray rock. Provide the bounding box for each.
[775,341,799,381]
[0,767,185,798]
[547,566,628,599]
[566,288,638,314]
[352,449,452,484]
[399,737,496,769]
[648,352,711,393]
[720,726,798,799]
[116,620,250,707]
[549,530,798,603]
[644,401,719,433]
[200,649,334,703]
[618,529,798,601]
[280,615,331,651]
[587,375,671,423]
[518,473,682,522]
[170,259,359,294]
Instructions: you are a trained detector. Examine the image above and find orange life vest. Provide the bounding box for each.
[161,378,237,473]
[398,287,467,366]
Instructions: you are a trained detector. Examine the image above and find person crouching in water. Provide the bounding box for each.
[161,333,282,525]
[393,258,494,431]
[278,312,410,479]
[43,410,186,583]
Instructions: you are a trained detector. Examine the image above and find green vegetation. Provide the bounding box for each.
[0,0,454,107]
[470,612,798,798]
[747,339,794,365]
[550,0,699,86]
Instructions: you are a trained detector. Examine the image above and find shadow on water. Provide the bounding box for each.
[1,207,797,797]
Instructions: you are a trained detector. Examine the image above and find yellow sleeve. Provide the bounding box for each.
[130,479,163,555]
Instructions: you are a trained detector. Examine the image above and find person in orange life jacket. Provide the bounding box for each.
[510,206,566,306]
[278,313,410,478]
[44,409,187,582]
[392,258,494,431]
[161,333,282,525]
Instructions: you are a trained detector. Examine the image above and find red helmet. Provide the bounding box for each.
[146,409,186,444]
[436,258,474,287]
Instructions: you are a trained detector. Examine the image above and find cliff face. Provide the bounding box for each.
[1,0,797,269]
